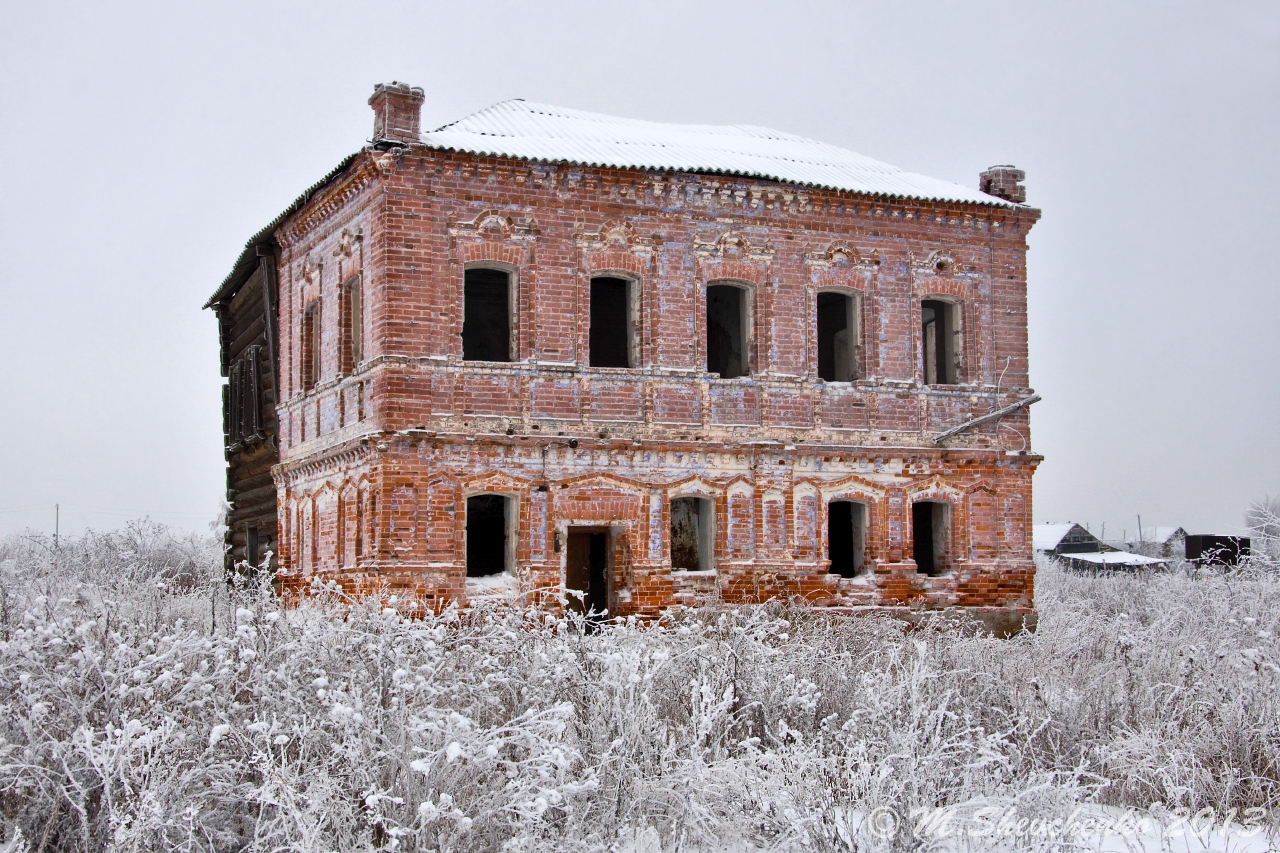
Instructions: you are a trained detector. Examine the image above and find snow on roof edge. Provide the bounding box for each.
[419,99,1024,208]
[1033,523,1078,551]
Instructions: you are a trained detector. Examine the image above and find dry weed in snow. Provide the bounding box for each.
[0,522,1277,852]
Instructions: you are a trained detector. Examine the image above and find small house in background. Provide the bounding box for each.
[1185,535,1251,567]
[1033,522,1169,571]
[1125,527,1186,559]
[1033,523,1113,557]
[1056,551,1168,572]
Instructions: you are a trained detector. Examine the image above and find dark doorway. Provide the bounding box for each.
[817,292,858,382]
[921,299,956,385]
[670,496,713,572]
[466,495,508,577]
[706,284,748,378]
[912,501,949,575]
[590,277,633,368]
[566,529,609,616]
[462,268,512,362]
[827,501,866,577]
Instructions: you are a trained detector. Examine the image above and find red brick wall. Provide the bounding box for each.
[268,145,1041,622]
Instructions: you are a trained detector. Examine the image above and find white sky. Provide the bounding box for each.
[1,0,1276,540]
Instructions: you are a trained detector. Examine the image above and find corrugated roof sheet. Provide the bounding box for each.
[421,100,1014,207]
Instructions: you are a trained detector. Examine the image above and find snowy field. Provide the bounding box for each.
[0,523,1277,852]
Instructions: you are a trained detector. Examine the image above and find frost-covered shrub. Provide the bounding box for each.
[1246,495,1280,562]
[0,526,1277,852]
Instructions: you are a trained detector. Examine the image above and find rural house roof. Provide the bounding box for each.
[421,99,1016,207]
[1060,551,1169,569]
[1032,523,1078,552]
[1125,526,1186,545]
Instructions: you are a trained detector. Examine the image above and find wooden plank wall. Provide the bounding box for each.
[219,253,280,573]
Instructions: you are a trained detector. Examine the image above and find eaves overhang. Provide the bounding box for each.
[204,151,362,310]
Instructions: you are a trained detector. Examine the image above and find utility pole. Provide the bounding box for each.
[54,504,59,550]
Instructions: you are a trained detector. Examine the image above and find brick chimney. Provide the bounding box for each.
[979,166,1026,204]
[369,81,425,145]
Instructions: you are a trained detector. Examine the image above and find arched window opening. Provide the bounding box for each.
[670,496,714,572]
[827,500,867,577]
[922,299,958,385]
[466,494,511,577]
[817,291,859,382]
[462,268,512,362]
[912,500,952,575]
[706,283,750,378]
[302,302,321,392]
[589,276,637,368]
[340,276,361,375]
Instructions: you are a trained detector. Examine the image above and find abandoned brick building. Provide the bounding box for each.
[207,82,1042,628]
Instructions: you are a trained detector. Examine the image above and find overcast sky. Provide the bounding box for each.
[1,0,1276,541]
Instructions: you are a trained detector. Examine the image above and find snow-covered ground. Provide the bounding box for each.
[0,522,1277,852]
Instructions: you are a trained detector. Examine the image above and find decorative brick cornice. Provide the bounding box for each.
[803,240,879,270]
[797,472,886,497]
[278,154,379,249]
[576,220,658,254]
[692,229,774,261]
[274,438,375,485]
[448,210,539,242]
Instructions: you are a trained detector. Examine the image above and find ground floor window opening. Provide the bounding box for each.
[566,528,610,617]
[827,500,867,577]
[670,496,714,573]
[466,494,510,577]
[912,500,951,576]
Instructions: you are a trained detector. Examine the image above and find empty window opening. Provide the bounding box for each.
[466,494,510,577]
[590,276,635,368]
[246,526,260,569]
[922,299,958,385]
[912,501,951,576]
[341,277,361,375]
[302,302,321,391]
[462,268,512,362]
[817,291,859,382]
[565,529,609,617]
[706,283,749,378]
[671,496,714,572]
[827,500,867,577]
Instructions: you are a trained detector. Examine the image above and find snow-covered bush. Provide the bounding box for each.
[0,525,1277,851]
[1246,495,1280,562]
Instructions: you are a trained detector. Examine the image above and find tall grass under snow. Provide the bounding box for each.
[0,522,1277,852]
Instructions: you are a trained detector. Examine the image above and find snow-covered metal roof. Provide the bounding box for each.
[420,100,1015,207]
[1033,523,1078,552]
[1060,551,1169,568]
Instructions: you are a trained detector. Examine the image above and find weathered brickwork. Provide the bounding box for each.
[219,85,1043,627]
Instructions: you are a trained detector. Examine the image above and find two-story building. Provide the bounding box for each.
[207,82,1043,630]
